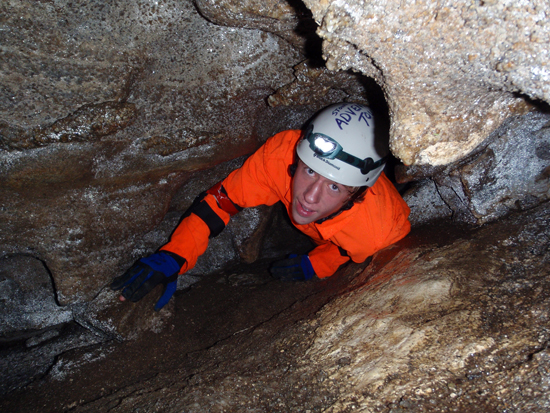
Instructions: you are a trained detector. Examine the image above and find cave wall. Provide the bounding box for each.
[0,0,372,308]
[1,0,550,406]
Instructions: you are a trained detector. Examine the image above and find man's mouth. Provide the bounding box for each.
[296,200,315,217]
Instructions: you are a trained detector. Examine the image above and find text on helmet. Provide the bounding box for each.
[331,104,373,130]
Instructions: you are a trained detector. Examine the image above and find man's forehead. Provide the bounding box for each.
[297,159,357,190]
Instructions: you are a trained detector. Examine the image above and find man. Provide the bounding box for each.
[111,102,411,311]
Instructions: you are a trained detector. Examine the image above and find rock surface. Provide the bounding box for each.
[1,196,548,412]
[403,111,550,226]
[304,0,549,165]
[0,256,72,336]
[1,0,550,409]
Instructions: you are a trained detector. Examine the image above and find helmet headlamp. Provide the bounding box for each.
[305,129,387,176]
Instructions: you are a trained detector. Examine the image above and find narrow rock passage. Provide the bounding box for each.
[0,258,362,412]
[2,202,549,412]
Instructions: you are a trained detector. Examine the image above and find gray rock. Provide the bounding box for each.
[462,112,550,224]
[404,112,550,226]
[0,255,72,336]
[304,0,549,165]
[402,179,452,226]
[0,322,106,395]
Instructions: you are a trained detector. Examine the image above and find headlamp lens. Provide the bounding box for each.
[304,128,387,175]
[307,132,341,158]
[313,136,337,155]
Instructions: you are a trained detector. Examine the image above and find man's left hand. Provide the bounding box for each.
[269,254,316,281]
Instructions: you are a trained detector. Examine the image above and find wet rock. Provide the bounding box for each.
[289,206,550,411]
[0,0,304,304]
[0,322,106,396]
[304,0,549,166]
[0,101,137,151]
[195,0,317,52]
[400,179,452,227]
[0,254,172,395]
[460,112,550,224]
[1,0,376,308]
[267,60,377,109]
[0,163,189,304]
[76,286,175,341]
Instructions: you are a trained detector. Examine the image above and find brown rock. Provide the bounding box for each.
[304,0,548,165]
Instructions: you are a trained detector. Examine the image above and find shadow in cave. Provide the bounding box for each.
[0,248,360,413]
[286,0,325,66]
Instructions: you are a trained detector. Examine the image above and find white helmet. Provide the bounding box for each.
[296,102,389,187]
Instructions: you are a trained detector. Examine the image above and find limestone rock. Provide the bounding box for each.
[2,4,550,406]
[298,202,550,411]
[267,60,373,108]
[1,0,381,307]
[401,178,452,227]
[194,0,309,49]
[460,112,550,224]
[0,255,173,395]
[304,0,549,166]
[0,322,106,396]
[8,190,548,412]
[0,0,303,304]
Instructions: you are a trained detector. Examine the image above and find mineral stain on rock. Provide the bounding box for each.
[0,101,136,151]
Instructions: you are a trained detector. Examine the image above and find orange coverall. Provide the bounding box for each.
[161,130,411,278]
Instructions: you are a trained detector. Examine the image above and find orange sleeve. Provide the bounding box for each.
[362,173,410,259]
[221,130,298,208]
[160,130,299,274]
[306,173,410,277]
[160,212,212,274]
[308,242,351,278]
[334,173,410,265]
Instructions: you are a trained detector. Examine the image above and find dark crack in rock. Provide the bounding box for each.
[0,255,71,337]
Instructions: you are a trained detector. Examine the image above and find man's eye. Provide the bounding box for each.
[306,168,315,175]
[330,184,340,192]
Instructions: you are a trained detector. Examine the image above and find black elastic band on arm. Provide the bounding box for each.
[183,192,226,238]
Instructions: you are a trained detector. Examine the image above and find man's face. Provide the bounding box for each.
[291,160,353,225]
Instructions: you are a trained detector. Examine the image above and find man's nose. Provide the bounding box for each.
[304,180,322,204]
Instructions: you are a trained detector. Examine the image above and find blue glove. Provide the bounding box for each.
[269,254,316,281]
[110,251,184,311]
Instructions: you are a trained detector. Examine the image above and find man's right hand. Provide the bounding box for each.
[110,251,185,311]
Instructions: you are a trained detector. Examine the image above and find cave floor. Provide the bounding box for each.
[1,257,360,413]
